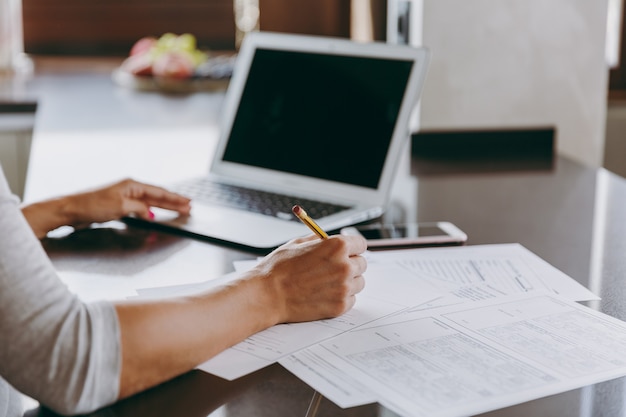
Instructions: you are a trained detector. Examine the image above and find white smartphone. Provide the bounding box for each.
[340,221,467,248]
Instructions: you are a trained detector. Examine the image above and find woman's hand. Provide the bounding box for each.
[63,178,191,225]
[250,234,368,324]
[21,178,191,238]
[114,233,367,399]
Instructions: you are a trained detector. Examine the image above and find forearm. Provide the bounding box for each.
[21,196,76,238]
[114,274,278,399]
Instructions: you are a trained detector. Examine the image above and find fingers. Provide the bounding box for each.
[121,199,153,221]
[353,274,366,295]
[267,234,368,322]
[118,179,191,216]
[136,184,191,214]
[331,234,367,257]
[350,256,367,291]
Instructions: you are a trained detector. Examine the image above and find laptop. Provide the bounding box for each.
[146,31,430,250]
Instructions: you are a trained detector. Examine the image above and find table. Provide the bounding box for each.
[10,58,626,417]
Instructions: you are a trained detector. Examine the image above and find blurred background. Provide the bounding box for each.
[9,0,626,177]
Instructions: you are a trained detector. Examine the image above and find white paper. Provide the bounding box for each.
[198,263,443,379]
[285,292,626,417]
[233,259,258,272]
[279,244,600,408]
[280,344,376,408]
[365,243,598,302]
[132,271,242,299]
[134,243,599,388]
[57,238,235,302]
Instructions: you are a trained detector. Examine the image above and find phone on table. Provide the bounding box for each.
[340,221,467,248]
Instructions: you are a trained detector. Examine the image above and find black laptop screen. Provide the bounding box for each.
[222,48,414,189]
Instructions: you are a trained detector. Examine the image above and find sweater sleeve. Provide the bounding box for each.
[0,169,121,415]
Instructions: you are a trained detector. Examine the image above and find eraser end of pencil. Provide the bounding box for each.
[292,205,303,216]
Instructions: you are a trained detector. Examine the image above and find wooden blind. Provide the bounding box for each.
[258,0,351,38]
[22,0,237,55]
[607,2,626,97]
[22,1,385,56]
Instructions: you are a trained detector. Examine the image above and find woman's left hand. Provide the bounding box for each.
[22,178,191,238]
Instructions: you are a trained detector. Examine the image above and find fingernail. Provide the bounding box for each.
[148,210,155,220]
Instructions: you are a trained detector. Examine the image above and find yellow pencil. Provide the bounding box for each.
[292,205,328,239]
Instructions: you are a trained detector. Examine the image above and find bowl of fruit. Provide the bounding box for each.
[113,33,235,93]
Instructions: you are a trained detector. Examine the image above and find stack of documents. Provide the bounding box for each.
[134,244,626,417]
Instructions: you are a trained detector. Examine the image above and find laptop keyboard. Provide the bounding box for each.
[176,178,350,222]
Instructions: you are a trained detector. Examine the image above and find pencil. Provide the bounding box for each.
[292,205,328,239]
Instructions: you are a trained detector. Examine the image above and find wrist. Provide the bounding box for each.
[239,268,284,328]
[20,195,78,238]
[56,194,83,227]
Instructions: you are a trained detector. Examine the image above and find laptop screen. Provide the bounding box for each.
[221,48,414,190]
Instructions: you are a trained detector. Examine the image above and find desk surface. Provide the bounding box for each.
[9,58,626,417]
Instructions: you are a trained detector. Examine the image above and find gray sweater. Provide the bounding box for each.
[0,168,121,416]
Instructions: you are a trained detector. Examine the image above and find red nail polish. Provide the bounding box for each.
[148,210,155,220]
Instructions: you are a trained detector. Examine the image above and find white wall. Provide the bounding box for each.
[604,103,626,178]
[0,111,34,199]
[416,0,609,167]
[0,127,33,199]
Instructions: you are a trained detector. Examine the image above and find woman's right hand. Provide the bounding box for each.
[114,233,367,400]
[249,234,368,324]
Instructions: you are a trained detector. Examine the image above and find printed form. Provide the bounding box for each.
[282,293,626,417]
[130,243,618,416]
[197,244,596,380]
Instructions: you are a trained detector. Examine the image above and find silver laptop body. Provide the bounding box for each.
[150,31,430,250]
